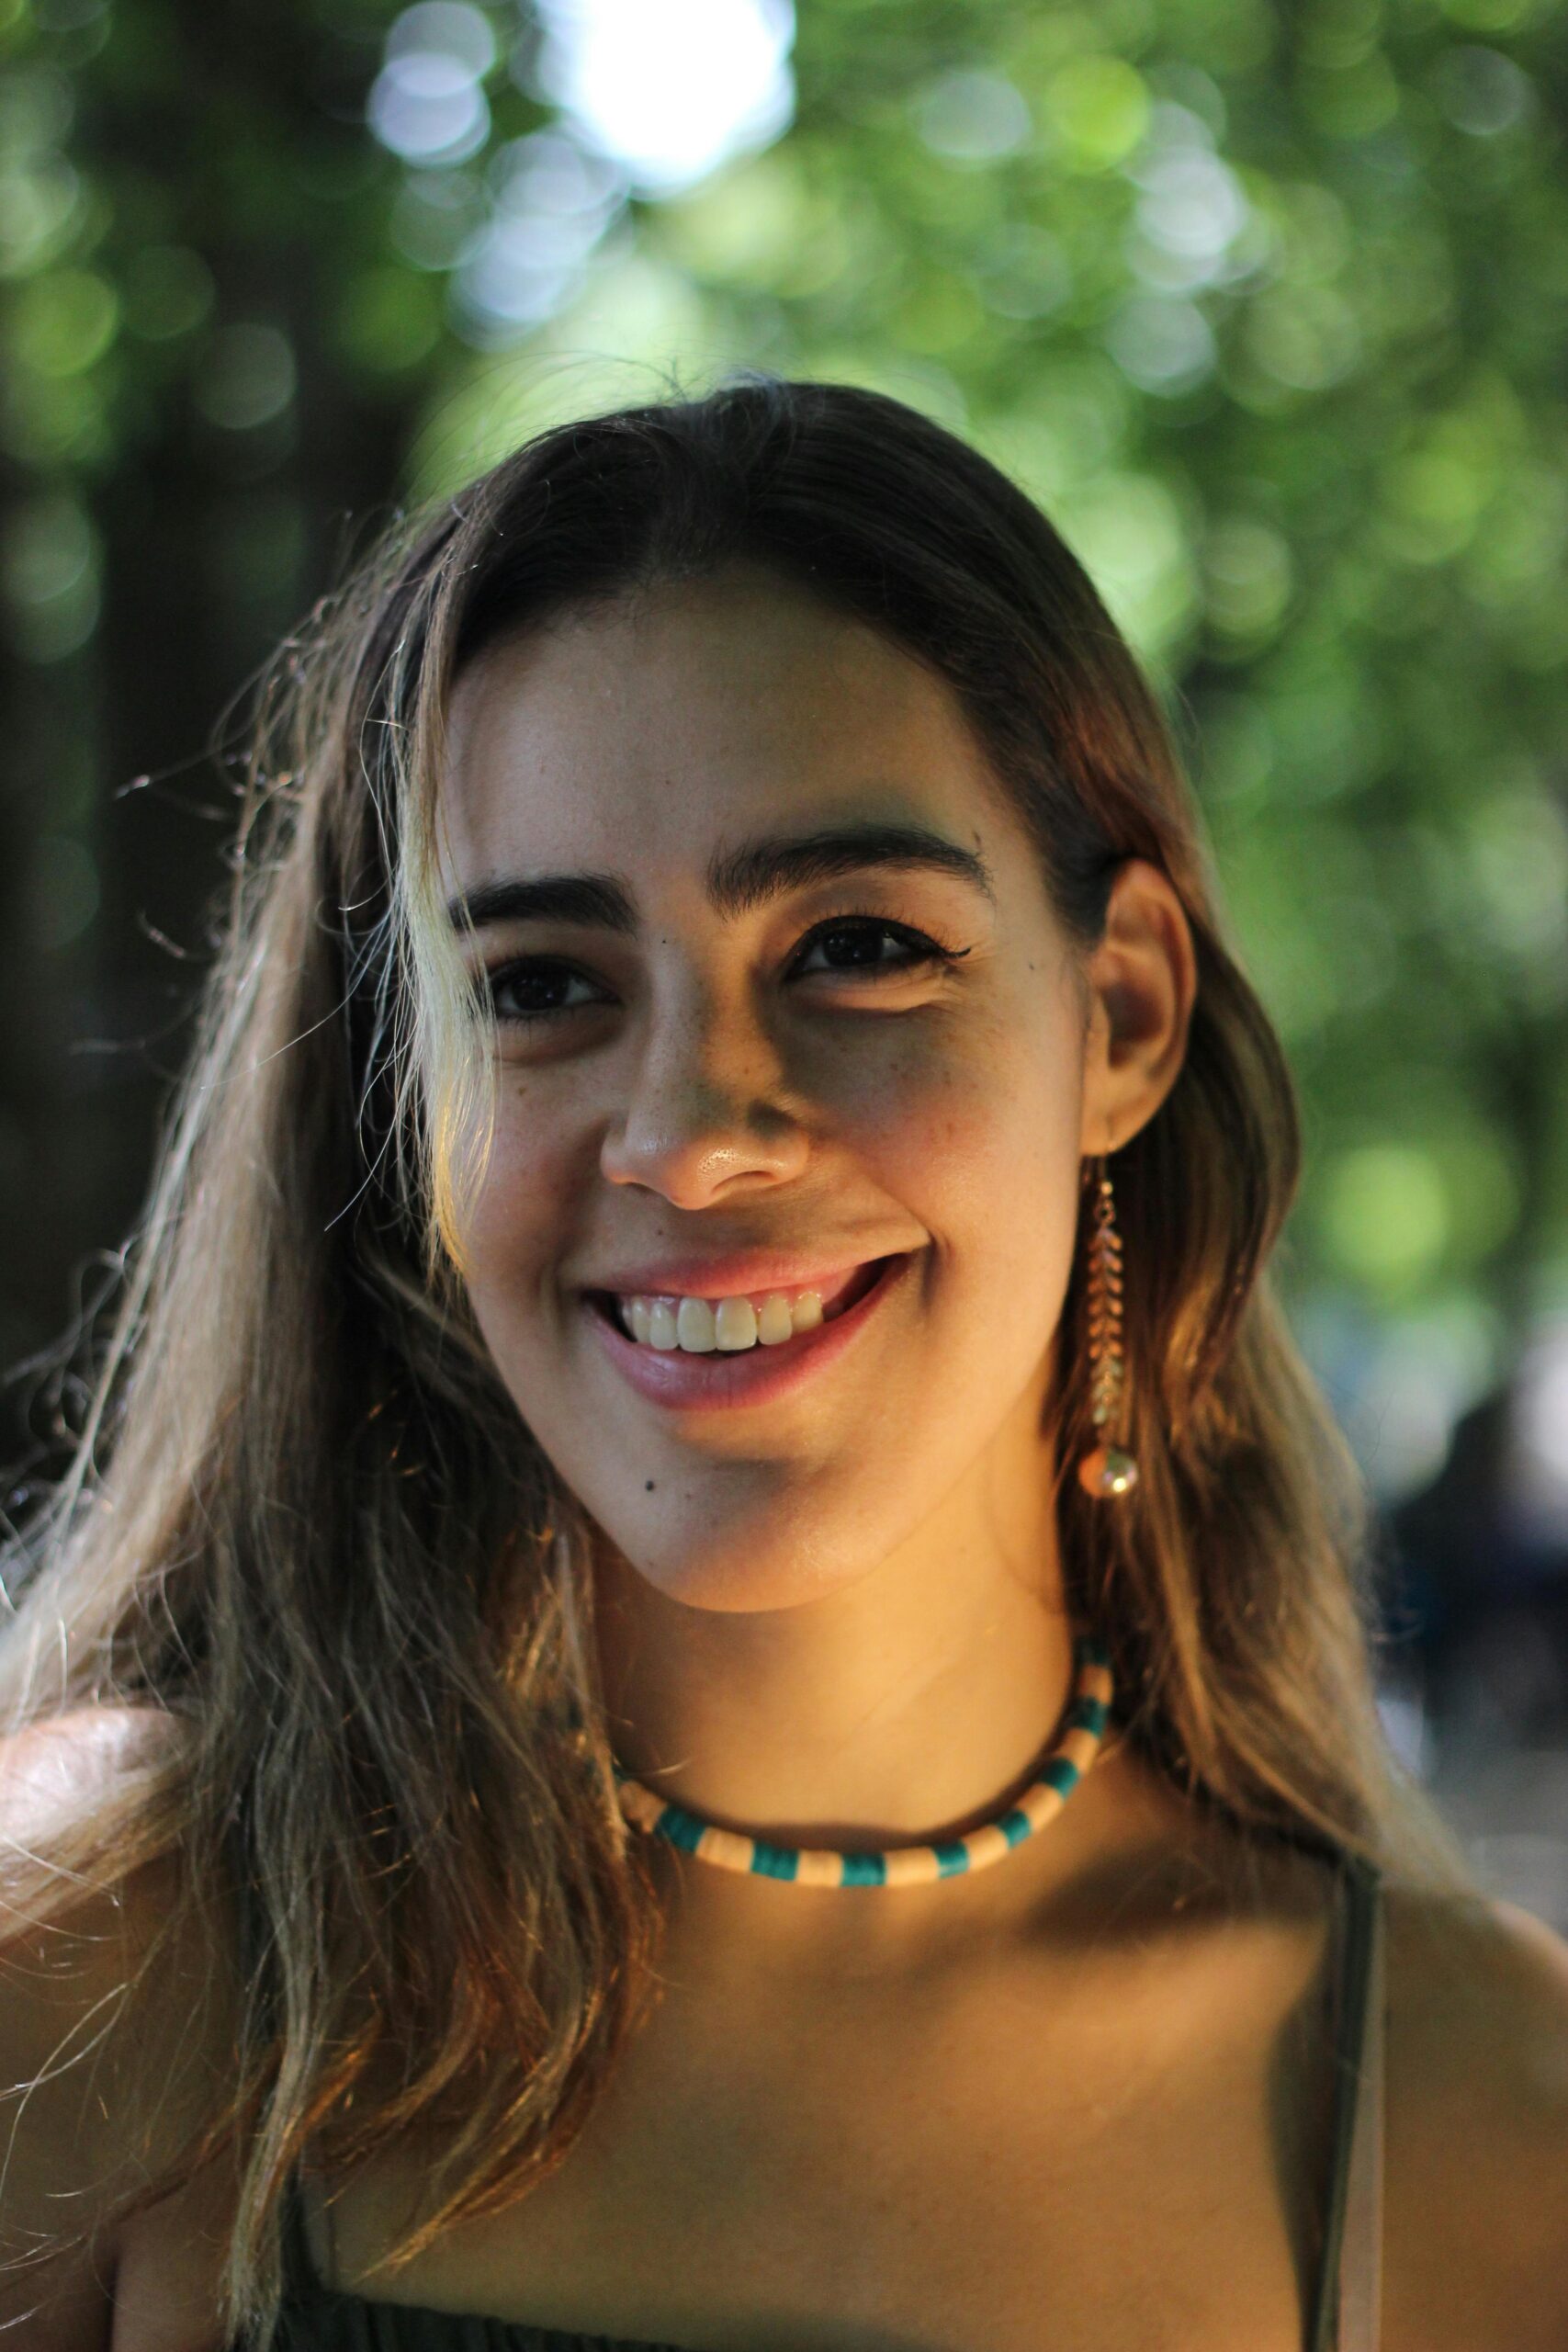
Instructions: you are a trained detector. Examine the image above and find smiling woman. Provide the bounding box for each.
[3,379,1566,2352]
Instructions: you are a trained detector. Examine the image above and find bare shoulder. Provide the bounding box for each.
[0,1700,181,1843]
[0,1706,236,2344]
[1384,1874,1568,2127]
[0,1702,196,2049]
[1383,1875,1568,2351]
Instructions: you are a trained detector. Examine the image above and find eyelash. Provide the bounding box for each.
[480,915,966,1027]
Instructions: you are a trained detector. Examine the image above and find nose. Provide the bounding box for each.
[597,976,811,1208]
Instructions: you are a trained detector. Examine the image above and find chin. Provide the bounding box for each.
[592,1509,871,1617]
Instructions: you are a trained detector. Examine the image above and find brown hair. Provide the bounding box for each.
[0,375,1471,2336]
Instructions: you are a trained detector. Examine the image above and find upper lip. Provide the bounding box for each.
[579,1250,904,1299]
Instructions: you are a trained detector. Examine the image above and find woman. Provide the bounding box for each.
[2,378,1565,2352]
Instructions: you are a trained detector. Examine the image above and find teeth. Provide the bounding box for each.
[616,1283,831,1352]
[756,1295,795,1346]
[714,1297,756,1350]
[677,1297,717,1352]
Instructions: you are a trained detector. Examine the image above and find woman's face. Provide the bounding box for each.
[437,565,1106,1615]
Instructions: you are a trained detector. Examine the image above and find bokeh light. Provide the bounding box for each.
[369,3,497,166]
[532,0,795,195]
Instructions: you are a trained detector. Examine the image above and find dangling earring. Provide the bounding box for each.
[1077,1153,1140,1499]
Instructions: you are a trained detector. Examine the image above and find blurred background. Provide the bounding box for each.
[1,0,1564,1917]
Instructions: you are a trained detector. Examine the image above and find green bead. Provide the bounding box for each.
[1101,1448,1139,1495]
[1079,1445,1139,1497]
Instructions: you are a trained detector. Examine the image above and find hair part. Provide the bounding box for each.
[0,374,1472,2336]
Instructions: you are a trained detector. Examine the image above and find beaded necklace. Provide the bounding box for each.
[612,1627,1113,1887]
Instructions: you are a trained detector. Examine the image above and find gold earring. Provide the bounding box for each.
[1078,1154,1139,1499]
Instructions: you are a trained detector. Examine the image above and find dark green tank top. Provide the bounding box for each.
[265,1849,1385,2352]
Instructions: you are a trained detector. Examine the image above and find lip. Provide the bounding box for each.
[577,1252,887,1301]
[582,1252,915,1412]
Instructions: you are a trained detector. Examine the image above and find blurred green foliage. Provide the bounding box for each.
[2,0,1565,1506]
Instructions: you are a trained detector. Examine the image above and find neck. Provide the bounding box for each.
[589,1378,1155,1965]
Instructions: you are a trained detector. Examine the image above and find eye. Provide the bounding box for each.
[483,960,607,1025]
[787,915,962,983]
[479,915,965,1028]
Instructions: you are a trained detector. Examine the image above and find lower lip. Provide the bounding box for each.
[581,1254,914,1412]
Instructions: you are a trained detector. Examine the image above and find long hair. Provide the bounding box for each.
[0,376,1472,2336]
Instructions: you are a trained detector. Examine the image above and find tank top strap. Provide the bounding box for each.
[1308,1847,1385,2352]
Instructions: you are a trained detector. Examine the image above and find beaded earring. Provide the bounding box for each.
[1077,1153,1140,1499]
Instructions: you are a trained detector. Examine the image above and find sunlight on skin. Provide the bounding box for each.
[437,564,1197,1955]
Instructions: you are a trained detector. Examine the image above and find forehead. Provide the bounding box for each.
[437,566,1016,880]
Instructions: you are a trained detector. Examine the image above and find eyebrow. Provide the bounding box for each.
[446,820,998,937]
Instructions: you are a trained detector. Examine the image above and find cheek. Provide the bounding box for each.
[896,1014,1086,1367]
[858,1012,1080,1220]
[455,1090,585,1332]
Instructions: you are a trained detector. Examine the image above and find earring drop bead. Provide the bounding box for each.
[1077,1444,1140,1498]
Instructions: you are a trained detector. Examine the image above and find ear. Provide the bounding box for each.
[1077,858,1197,1160]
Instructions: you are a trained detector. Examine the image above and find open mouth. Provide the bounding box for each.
[587,1256,894,1348]
[580,1250,915,1410]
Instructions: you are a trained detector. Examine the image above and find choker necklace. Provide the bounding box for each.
[611,1628,1113,1888]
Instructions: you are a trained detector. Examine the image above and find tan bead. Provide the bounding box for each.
[881,1844,944,1887]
